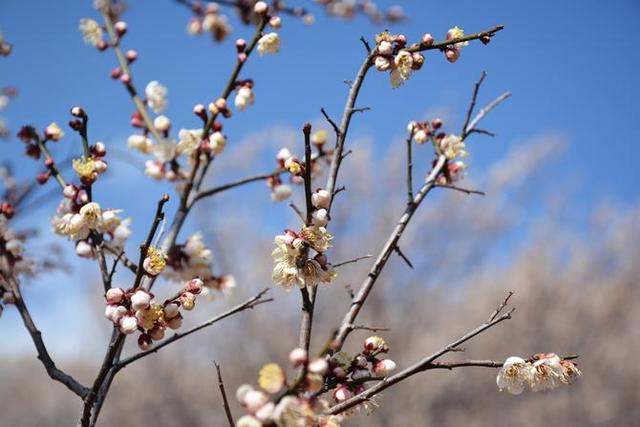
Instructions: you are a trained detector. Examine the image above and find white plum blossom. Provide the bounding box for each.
[496,356,532,395]
[234,86,255,111]
[257,32,280,55]
[390,50,413,89]
[209,131,226,154]
[79,18,103,47]
[177,128,202,155]
[145,81,168,113]
[127,134,154,153]
[530,353,564,392]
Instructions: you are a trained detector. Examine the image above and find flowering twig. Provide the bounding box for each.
[0,272,89,398]
[214,361,235,427]
[326,293,515,415]
[113,288,272,371]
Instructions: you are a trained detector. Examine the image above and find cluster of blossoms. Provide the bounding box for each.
[104,278,204,349]
[235,336,396,426]
[271,187,336,289]
[0,30,12,56]
[164,232,235,297]
[51,199,131,258]
[0,87,16,139]
[372,26,472,88]
[186,2,233,41]
[496,353,582,395]
[315,0,404,24]
[184,0,312,43]
[268,130,331,202]
[407,118,468,185]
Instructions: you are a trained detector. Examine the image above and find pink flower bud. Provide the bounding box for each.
[126,49,137,62]
[130,289,151,311]
[351,368,370,380]
[148,325,165,341]
[333,366,347,378]
[431,118,443,129]
[253,1,268,14]
[114,21,128,36]
[308,357,329,375]
[332,385,352,402]
[166,314,183,330]
[255,402,275,423]
[94,141,107,156]
[119,73,131,84]
[235,38,247,51]
[105,287,125,304]
[288,347,308,366]
[164,302,180,319]
[353,354,368,368]
[421,33,434,46]
[94,159,108,174]
[137,333,153,350]
[372,359,397,376]
[236,384,254,404]
[244,389,268,413]
[444,47,460,63]
[110,68,122,79]
[184,278,204,294]
[377,40,393,55]
[70,106,86,118]
[269,16,282,29]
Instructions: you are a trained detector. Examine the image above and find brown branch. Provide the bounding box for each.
[2,272,88,397]
[113,288,272,371]
[328,155,447,353]
[327,294,515,415]
[80,330,125,426]
[214,361,235,427]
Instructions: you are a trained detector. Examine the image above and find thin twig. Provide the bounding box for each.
[465,91,512,136]
[406,126,414,204]
[462,71,487,138]
[394,245,414,269]
[436,184,486,196]
[333,254,373,269]
[328,155,447,353]
[214,361,235,427]
[302,123,313,225]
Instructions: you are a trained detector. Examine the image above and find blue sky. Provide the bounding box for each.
[1,0,639,355]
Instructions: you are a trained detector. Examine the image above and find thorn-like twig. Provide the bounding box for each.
[436,185,486,196]
[394,245,414,269]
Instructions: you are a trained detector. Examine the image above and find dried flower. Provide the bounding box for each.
[79,18,103,47]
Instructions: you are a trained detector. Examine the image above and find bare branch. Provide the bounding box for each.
[2,273,88,398]
[320,107,340,138]
[328,155,447,353]
[214,361,235,427]
[406,25,505,54]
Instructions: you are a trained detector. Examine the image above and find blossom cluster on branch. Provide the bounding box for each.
[496,353,582,395]
[234,335,397,427]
